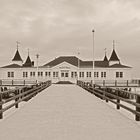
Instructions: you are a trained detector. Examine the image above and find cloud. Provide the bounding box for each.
[0,0,140,76]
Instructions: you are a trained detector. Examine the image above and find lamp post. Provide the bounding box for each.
[92,29,95,85]
[36,54,39,84]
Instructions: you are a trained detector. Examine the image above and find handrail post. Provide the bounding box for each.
[135,95,140,121]
[24,80,25,86]
[116,89,120,110]
[104,87,108,102]
[12,80,14,86]
[127,80,129,87]
[115,80,117,87]
[0,91,3,119]
[103,80,105,87]
[0,80,2,86]
[15,89,19,108]
[20,89,23,100]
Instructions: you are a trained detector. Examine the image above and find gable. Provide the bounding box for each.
[51,61,78,70]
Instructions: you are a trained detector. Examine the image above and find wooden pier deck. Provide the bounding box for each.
[0,84,140,140]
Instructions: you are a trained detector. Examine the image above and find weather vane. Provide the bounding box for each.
[36,54,39,59]
[104,48,107,55]
[16,41,20,50]
[113,40,115,49]
[28,48,30,56]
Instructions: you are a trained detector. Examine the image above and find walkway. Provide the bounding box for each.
[0,84,140,140]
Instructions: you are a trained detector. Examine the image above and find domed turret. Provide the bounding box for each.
[23,49,34,67]
[12,43,23,65]
[109,41,120,66]
[103,48,108,61]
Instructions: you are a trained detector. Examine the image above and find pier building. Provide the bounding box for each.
[0,47,132,84]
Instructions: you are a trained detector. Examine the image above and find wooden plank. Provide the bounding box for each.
[77,81,140,120]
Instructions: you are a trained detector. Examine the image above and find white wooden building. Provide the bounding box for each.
[0,48,132,84]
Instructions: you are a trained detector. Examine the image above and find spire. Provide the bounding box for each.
[109,41,120,61]
[103,48,108,61]
[23,49,32,67]
[12,42,22,62]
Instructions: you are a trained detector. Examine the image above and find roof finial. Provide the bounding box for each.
[36,54,39,59]
[28,48,29,56]
[113,40,115,50]
[104,48,107,55]
[78,48,80,56]
[16,41,20,50]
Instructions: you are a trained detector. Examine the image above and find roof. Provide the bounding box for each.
[79,61,109,68]
[103,55,108,61]
[109,49,120,61]
[43,56,129,68]
[2,56,131,69]
[23,55,32,67]
[2,64,21,68]
[43,56,81,67]
[12,49,23,61]
[109,64,131,68]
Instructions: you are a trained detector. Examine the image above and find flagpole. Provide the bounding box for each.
[77,52,80,81]
[92,29,95,85]
[36,54,39,84]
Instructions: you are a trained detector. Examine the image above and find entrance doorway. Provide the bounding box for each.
[61,71,69,81]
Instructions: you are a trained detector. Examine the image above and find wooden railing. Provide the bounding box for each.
[0,80,51,119]
[0,79,38,86]
[77,80,140,121]
[94,80,140,87]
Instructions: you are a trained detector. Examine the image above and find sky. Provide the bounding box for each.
[0,0,140,77]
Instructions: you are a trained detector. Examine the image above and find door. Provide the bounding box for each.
[61,71,69,81]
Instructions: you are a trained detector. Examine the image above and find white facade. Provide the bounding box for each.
[0,48,132,85]
[0,61,132,84]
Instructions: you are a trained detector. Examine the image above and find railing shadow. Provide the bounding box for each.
[77,80,140,121]
[0,80,52,119]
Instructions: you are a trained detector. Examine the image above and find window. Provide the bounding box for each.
[116,72,119,78]
[53,72,55,77]
[116,72,123,78]
[7,72,14,78]
[79,72,84,78]
[71,72,77,78]
[45,72,51,77]
[38,72,43,77]
[11,72,14,77]
[79,72,81,77]
[65,73,68,77]
[8,72,10,78]
[87,72,91,78]
[94,72,99,78]
[23,72,28,78]
[56,72,59,77]
[53,72,59,77]
[33,72,35,77]
[120,72,123,78]
[30,72,35,77]
[101,72,106,78]
[71,72,74,78]
[40,72,42,77]
[61,72,64,77]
